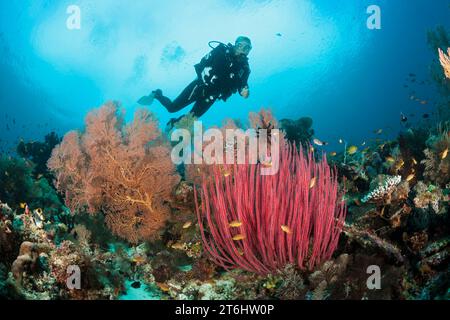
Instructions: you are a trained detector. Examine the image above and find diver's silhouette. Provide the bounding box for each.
[139,36,252,128]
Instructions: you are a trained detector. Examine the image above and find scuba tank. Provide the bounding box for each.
[208,40,226,49]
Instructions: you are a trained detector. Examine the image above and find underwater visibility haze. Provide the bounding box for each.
[0,0,449,302]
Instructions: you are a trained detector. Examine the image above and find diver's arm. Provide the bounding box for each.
[239,68,250,98]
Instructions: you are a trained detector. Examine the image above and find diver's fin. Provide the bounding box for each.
[137,93,155,106]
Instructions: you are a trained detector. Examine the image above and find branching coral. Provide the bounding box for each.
[195,142,346,274]
[48,102,180,243]
[413,182,445,214]
[421,126,450,186]
[438,48,450,79]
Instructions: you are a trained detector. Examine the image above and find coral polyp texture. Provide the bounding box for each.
[48,102,180,243]
[361,175,402,204]
[195,143,347,274]
[438,48,450,79]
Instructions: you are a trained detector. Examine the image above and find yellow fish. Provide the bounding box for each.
[347,146,358,155]
[223,170,231,177]
[281,225,292,234]
[261,161,272,168]
[20,202,27,209]
[309,146,315,153]
[229,220,242,228]
[329,152,337,157]
[132,255,147,264]
[412,158,417,165]
[406,173,415,182]
[386,156,395,163]
[171,242,185,250]
[309,177,316,189]
[182,221,192,229]
[232,234,246,241]
[156,282,170,292]
[237,248,244,256]
[441,148,448,160]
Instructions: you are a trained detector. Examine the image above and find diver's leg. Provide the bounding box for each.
[155,80,200,113]
[189,97,216,118]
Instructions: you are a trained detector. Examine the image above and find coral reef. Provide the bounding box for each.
[438,48,450,79]
[48,102,180,243]
[279,116,314,148]
[361,175,402,204]
[195,142,346,274]
[1,97,449,300]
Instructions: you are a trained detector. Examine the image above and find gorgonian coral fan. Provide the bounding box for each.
[48,102,180,243]
[438,48,450,79]
[195,143,346,274]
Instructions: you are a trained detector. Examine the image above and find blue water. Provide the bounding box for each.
[0,0,449,153]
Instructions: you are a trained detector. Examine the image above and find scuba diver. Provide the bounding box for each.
[138,36,252,128]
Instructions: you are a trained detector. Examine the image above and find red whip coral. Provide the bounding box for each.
[195,143,346,274]
[48,102,180,243]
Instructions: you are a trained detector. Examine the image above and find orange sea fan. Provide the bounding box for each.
[48,102,180,243]
[438,47,450,79]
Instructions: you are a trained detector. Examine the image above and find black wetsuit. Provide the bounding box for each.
[155,42,251,119]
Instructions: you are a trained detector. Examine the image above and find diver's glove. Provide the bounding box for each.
[137,89,163,106]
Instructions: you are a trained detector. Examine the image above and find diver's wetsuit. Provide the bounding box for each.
[155,42,251,119]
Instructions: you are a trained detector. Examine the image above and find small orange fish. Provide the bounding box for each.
[441,148,448,160]
[329,152,337,157]
[132,255,147,264]
[412,158,417,165]
[310,146,315,153]
[156,282,170,292]
[406,173,415,182]
[182,221,192,229]
[229,220,242,228]
[171,242,185,250]
[232,234,246,241]
[261,161,272,168]
[281,225,292,234]
[223,170,231,177]
[386,156,395,163]
[309,177,316,189]
[237,248,244,256]
[19,202,27,209]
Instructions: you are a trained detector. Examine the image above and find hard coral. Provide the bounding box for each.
[361,175,402,204]
[438,48,450,79]
[421,127,450,187]
[413,182,445,214]
[48,102,180,243]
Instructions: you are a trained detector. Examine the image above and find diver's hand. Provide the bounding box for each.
[240,87,249,99]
